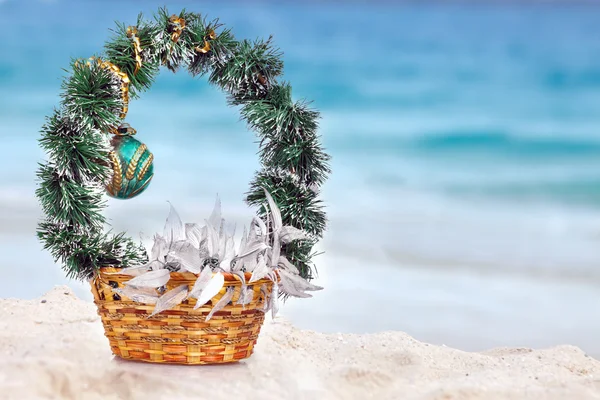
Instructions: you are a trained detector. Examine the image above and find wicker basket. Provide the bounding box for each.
[90,267,273,364]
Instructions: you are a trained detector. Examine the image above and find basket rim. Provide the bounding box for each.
[95,266,275,283]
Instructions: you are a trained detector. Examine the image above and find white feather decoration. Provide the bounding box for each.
[249,255,270,283]
[188,266,213,299]
[185,223,203,249]
[263,189,282,232]
[205,287,234,321]
[112,286,158,304]
[193,271,225,310]
[124,269,170,288]
[163,203,185,244]
[150,285,189,317]
[279,225,309,243]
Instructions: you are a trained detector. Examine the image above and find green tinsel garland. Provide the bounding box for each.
[35,8,330,281]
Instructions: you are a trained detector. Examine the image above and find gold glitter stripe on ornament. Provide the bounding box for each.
[169,15,186,43]
[126,26,143,75]
[105,184,114,197]
[137,152,153,181]
[121,177,132,199]
[125,144,147,180]
[129,174,153,198]
[109,151,123,194]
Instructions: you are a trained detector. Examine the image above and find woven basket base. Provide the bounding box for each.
[91,267,272,365]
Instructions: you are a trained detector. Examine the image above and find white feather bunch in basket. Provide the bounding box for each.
[111,189,323,320]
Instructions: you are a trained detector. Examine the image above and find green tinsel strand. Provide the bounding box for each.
[38,221,147,280]
[241,83,317,136]
[283,239,321,281]
[261,135,331,186]
[241,83,331,185]
[39,110,111,182]
[60,58,124,132]
[36,162,106,230]
[210,37,284,103]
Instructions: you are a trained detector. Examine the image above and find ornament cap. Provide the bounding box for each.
[111,123,137,136]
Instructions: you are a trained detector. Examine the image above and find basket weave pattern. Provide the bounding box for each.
[91,267,273,364]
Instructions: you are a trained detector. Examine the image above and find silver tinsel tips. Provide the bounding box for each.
[118,191,321,316]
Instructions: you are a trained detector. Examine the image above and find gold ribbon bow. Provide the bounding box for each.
[169,15,186,43]
[195,29,216,54]
[126,26,143,75]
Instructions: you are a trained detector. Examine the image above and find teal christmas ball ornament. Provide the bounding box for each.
[105,124,154,200]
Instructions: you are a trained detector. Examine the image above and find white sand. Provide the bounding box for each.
[0,286,599,400]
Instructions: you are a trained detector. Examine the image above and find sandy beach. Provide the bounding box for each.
[0,286,598,400]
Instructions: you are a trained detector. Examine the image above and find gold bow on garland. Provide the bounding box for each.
[167,14,217,54]
[126,26,143,75]
[195,28,216,54]
[169,15,186,42]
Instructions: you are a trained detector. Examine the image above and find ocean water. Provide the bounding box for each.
[1,0,600,355]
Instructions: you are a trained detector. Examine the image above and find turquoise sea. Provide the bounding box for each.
[1,0,600,355]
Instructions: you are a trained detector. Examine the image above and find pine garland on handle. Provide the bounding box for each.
[36,7,330,282]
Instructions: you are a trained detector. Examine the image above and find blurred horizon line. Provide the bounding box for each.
[29,0,600,5]
[193,0,600,5]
